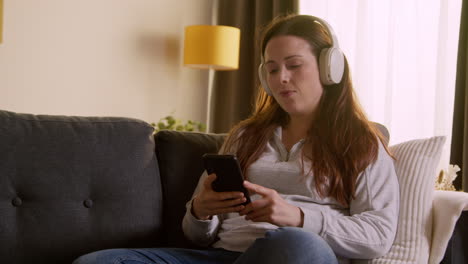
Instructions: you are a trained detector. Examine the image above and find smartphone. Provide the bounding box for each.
[202,153,251,205]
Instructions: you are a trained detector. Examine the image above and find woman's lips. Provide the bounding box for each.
[279,90,296,97]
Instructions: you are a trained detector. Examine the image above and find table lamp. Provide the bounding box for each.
[183,25,241,131]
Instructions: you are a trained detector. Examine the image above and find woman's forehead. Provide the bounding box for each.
[264,35,315,62]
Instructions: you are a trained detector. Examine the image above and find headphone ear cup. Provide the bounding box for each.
[319,47,345,85]
[258,64,272,96]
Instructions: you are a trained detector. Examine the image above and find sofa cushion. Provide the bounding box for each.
[0,110,163,264]
[154,130,225,248]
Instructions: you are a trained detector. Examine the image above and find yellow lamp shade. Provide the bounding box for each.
[184,25,240,70]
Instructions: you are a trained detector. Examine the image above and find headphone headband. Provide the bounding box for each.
[308,16,340,49]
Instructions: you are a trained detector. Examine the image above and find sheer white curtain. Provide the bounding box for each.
[300,0,462,169]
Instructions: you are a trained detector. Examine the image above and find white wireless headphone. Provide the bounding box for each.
[258,15,345,96]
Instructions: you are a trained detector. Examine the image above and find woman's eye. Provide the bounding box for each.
[288,64,301,69]
[266,67,278,74]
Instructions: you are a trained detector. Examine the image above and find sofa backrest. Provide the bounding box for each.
[0,110,163,264]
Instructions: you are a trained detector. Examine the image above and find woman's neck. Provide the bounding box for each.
[282,117,311,151]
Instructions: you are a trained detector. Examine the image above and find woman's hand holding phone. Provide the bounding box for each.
[192,173,248,220]
[239,181,304,227]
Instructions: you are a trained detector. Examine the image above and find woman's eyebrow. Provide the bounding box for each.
[265,55,303,64]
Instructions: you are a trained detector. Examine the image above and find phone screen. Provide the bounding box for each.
[202,154,251,205]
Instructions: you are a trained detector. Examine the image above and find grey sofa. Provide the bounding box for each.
[0,110,466,264]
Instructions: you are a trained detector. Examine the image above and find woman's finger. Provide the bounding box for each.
[239,198,268,215]
[246,211,271,222]
[243,180,274,196]
[211,190,244,201]
[210,196,247,209]
[203,173,217,190]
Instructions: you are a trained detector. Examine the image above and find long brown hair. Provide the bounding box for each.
[223,15,389,207]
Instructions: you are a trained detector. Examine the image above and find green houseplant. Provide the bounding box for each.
[151,115,206,133]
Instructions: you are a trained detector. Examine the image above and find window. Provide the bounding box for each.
[300,0,463,169]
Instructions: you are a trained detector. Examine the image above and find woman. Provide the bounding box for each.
[73,14,399,264]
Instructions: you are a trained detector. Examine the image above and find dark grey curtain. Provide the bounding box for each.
[451,0,468,191]
[209,0,298,133]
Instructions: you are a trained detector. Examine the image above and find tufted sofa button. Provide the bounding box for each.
[83,199,93,208]
[12,197,22,207]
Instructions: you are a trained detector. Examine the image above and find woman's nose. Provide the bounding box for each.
[280,69,290,84]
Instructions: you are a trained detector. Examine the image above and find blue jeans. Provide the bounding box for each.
[73,227,338,264]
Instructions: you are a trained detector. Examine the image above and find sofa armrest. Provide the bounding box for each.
[441,211,468,263]
[430,190,468,264]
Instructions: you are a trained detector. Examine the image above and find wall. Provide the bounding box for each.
[0,0,213,124]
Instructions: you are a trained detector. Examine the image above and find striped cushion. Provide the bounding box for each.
[360,136,446,263]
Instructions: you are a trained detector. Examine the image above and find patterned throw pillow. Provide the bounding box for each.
[354,136,446,264]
